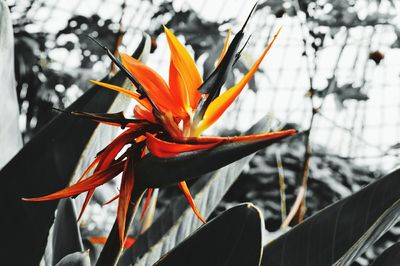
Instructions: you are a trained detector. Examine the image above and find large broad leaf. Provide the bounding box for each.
[370,242,400,266]
[154,203,264,266]
[261,168,400,266]
[0,0,23,168]
[55,251,91,266]
[52,198,84,265]
[119,116,276,266]
[0,35,149,265]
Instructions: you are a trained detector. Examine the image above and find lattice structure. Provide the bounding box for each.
[8,0,400,170]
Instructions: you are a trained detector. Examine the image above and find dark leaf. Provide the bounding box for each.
[154,203,264,266]
[55,251,90,266]
[261,168,400,265]
[0,0,22,168]
[69,111,146,128]
[387,142,400,151]
[371,242,400,266]
[52,198,84,265]
[0,38,148,265]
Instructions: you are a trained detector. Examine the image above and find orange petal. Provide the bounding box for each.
[140,188,154,221]
[78,156,100,182]
[196,27,282,134]
[89,236,108,245]
[169,59,191,115]
[22,161,124,202]
[178,181,206,224]
[164,26,202,110]
[146,133,222,158]
[216,29,231,67]
[120,53,184,117]
[90,80,152,111]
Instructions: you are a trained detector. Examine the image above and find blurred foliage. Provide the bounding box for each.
[257,0,397,27]
[10,3,121,142]
[315,78,369,108]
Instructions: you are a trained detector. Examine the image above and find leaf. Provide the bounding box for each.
[55,251,91,266]
[387,142,400,151]
[118,115,277,265]
[256,0,296,17]
[0,0,23,168]
[370,242,400,266]
[0,37,149,265]
[52,198,84,265]
[154,203,264,266]
[261,167,400,266]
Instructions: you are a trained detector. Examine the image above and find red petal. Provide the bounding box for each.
[146,133,222,158]
[78,157,100,182]
[124,236,136,249]
[96,125,145,170]
[140,188,154,221]
[77,189,95,221]
[102,194,119,206]
[22,161,124,201]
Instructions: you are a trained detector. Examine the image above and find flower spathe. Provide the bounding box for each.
[23,21,295,245]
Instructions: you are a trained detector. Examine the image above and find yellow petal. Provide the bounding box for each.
[196,27,282,134]
[164,26,202,110]
[90,80,152,111]
[216,29,231,67]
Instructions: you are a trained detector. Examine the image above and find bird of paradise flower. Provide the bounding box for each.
[23,4,295,253]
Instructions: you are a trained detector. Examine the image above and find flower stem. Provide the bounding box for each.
[96,188,144,266]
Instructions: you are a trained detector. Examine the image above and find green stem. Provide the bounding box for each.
[96,188,144,266]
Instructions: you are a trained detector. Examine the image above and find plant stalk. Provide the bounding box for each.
[96,188,145,266]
